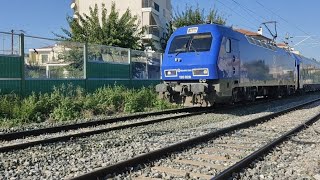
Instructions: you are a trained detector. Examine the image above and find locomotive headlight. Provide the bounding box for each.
[193,68,209,76]
[164,69,177,77]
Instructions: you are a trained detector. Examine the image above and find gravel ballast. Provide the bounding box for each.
[121,101,320,179]
[1,93,320,134]
[1,95,320,179]
[238,122,320,180]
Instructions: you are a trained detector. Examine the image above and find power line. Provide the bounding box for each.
[227,0,284,39]
[215,0,257,30]
[230,0,268,23]
[255,1,309,36]
[255,1,320,46]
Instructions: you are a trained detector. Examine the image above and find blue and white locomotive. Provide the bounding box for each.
[156,24,320,106]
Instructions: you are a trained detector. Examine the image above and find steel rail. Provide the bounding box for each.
[1,92,313,142]
[0,110,211,153]
[212,109,320,179]
[0,107,203,141]
[0,97,279,152]
[70,98,320,180]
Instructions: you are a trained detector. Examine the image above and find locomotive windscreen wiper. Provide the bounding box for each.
[175,49,184,57]
[175,39,190,57]
[189,39,199,55]
[176,39,192,57]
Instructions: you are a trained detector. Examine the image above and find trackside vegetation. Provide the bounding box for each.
[0,85,175,128]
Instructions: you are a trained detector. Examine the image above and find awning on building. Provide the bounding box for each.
[151,13,162,29]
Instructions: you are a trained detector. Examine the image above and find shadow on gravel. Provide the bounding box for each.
[212,93,320,117]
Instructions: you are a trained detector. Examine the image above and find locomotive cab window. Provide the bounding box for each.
[169,33,212,54]
[226,38,231,53]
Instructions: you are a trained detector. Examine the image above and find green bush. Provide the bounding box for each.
[124,87,157,113]
[50,97,82,121]
[0,94,19,119]
[153,98,176,110]
[0,84,173,127]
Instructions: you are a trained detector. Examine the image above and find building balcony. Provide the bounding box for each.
[142,0,160,15]
[143,25,160,41]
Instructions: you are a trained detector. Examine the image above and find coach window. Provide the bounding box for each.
[226,38,231,53]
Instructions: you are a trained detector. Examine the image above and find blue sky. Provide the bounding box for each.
[0,0,319,59]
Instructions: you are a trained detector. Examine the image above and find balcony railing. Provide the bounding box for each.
[144,25,160,37]
[142,0,159,12]
[142,0,153,8]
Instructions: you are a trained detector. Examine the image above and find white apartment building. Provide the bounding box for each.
[70,0,172,50]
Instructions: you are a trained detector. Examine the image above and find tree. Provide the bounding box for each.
[56,2,143,50]
[160,21,174,51]
[173,4,226,28]
[161,4,227,50]
[55,2,145,70]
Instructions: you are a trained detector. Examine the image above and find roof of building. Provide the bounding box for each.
[235,29,261,36]
[235,28,272,42]
[277,42,287,47]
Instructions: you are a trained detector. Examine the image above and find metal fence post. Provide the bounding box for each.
[145,52,149,80]
[83,43,88,91]
[128,48,132,86]
[160,53,163,80]
[19,33,25,97]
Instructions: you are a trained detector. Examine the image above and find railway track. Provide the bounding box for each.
[1,93,320,179]
[2,92,313,141]
[70,98,320,180]
[0,95,289,153]
[0,108,210,153]
[0,107,200,141]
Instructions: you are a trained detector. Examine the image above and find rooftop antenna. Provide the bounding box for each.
[261,21,277,43]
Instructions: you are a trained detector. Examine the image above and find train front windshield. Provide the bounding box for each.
[168,33,212,54]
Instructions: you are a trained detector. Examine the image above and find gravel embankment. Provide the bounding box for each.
[0,95,320,180]
[0,112,189,147]
[238,122,320,180]
[2,94,320,148]
[0,109,180,134]
[1,93,320,134]
[121,101,320,179]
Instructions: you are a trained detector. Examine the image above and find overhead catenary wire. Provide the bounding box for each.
[227,0,288,41]
[255,1,320,46]
[214,0,257,30]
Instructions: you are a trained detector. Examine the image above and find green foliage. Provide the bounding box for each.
[160,4,227,50]
[0,85,173,128]
[84,85,128,114]
[57,2,143,50]
[173,4,226,28]
[124,87,156,113]
[153,99,176,110]
[0,94,19,119]
[49,85,85,121]
[50,97,81,122]
[160,21,175,51]
[62,47,84,70]
[13,94,42,123]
